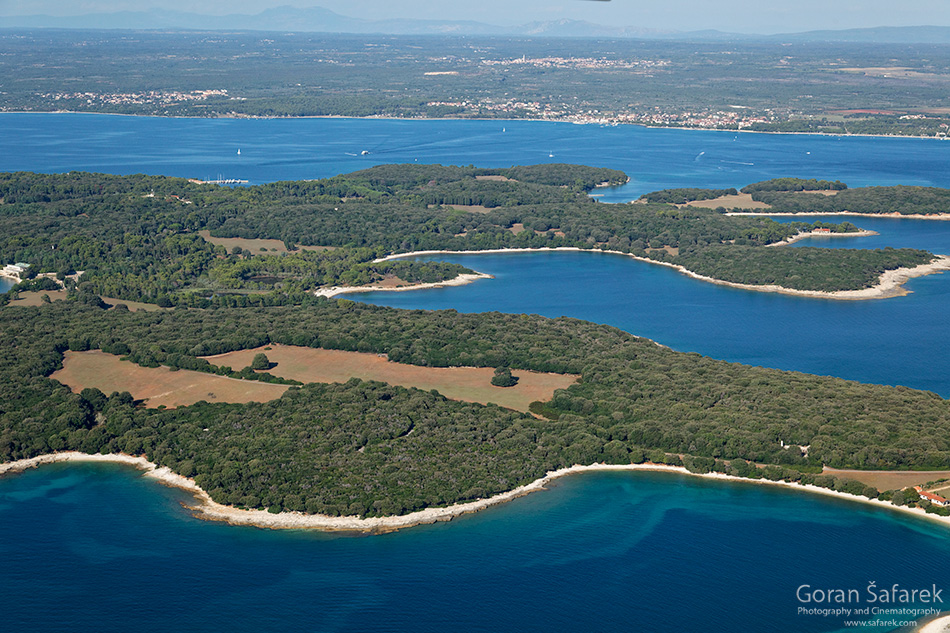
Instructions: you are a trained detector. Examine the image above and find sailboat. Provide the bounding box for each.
[237,149,241,155]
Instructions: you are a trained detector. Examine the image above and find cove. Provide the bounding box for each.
[350,248,950,397]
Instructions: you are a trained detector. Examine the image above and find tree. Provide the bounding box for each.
[491,366,518,387]
[251,352,271,370]
[79,387,108,412]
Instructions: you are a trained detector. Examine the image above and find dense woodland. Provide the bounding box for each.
[0,165,936,306]
[749,186,950,215]
[4,301,950,517]
[643,178,950,216]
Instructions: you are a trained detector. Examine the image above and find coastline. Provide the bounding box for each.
[4,452,950,533]
[4,111,949,142]
[373,247,950,301]
[766,229,878,247]
[728,211,950,221]
[917,614,950,633]
[314,272,493,298]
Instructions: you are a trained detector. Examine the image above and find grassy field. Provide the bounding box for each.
[685,193,771,210]
[52,351,289,408]
[203,344,578,413]
[822,467,950,491]
[8,290,68,306]
[100,297,168,312]
[197,231,335,254]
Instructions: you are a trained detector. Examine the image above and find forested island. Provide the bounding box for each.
[0,165,941,307]
[4,297,950,522]
[643,177,950,217]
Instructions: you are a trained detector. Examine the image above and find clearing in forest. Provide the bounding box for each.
[204,345,578,412]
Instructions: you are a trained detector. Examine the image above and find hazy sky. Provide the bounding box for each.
[3,1,950,34]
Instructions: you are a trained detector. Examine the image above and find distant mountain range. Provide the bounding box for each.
[4,5,950,44]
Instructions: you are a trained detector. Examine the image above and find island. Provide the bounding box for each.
[3,163,950,531]
[1,165,945,307]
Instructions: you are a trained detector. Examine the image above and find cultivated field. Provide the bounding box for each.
[203,344,578,412]
[197,231,335,254]
[685,193,771,210]
[52,351,289,408]
[822,467,950,491]
[8,289,68,306]
[100,296,167,312]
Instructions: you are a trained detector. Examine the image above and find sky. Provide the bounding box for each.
[3,1,950,34]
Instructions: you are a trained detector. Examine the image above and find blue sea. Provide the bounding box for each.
[2,114,949,632]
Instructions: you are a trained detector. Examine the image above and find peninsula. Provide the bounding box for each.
[0,165,942,308]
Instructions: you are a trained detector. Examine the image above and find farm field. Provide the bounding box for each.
[51,351,289,408]
[204,345,578,412]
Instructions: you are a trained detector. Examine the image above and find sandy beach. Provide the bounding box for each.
[374,247,950,301]
[766,229,878,246]
[314,272,493,298]
[727,211,950,221]
[918,614,950,633]
[4,452,950,534]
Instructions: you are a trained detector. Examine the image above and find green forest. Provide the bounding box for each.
[4,300,950,518]
[3,163,950,519]
[0,165,936,307]
[640,178,950,216]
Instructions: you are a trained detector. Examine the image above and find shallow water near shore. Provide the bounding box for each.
[1,462,948,633]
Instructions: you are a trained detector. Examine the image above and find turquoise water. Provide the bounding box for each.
[4,115,950,632]
[2,462,948,633]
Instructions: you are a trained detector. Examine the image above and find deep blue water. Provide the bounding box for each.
[352,246,950,396]
[3,114,950,632]
[3,113,950,199]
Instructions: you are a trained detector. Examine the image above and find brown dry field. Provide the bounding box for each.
[197,231,335,254]
[8,289,68,306]
[445,204,492,214]
[823,467,950,491]
[685,193,771,210]
[203,344,578,412]
[645,245,679,256]
[100,296,167,312]
[475,175,514,182]
[931,484,950,496]
[52,351,289,409]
